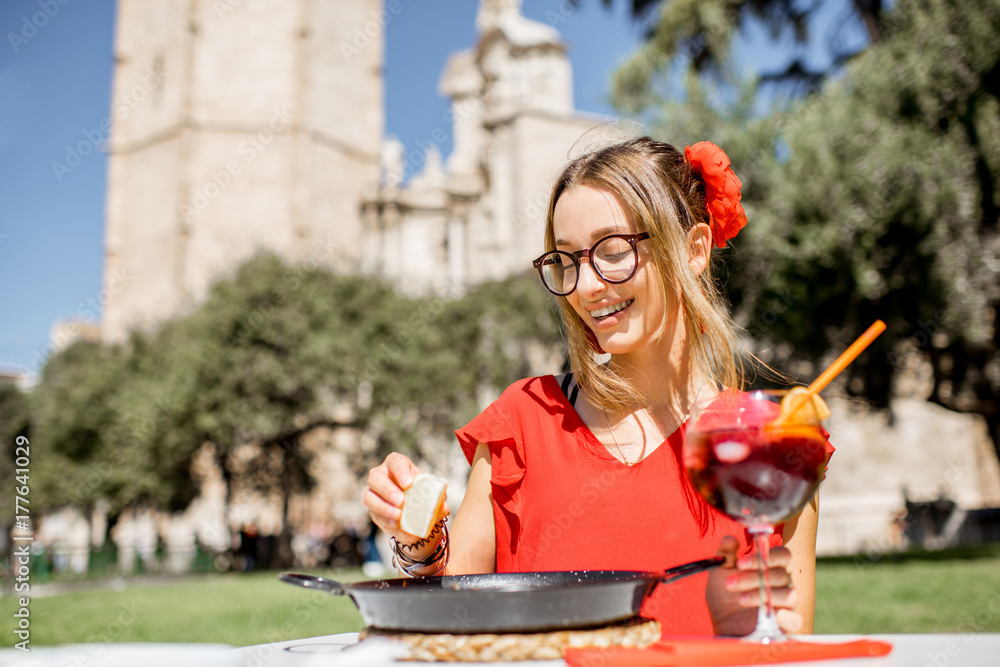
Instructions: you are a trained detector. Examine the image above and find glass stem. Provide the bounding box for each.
[749,525,783,641]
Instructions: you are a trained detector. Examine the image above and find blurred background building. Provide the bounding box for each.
[360,3,601,293]
[101,0,606,342]
[101,0,385,343]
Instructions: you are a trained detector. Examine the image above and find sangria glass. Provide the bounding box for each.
[684,389,829,642]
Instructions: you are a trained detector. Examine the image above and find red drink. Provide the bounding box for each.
[685,424,827,527]
[684,387,835,642]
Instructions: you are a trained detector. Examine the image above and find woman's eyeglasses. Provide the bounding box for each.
[532,233,650,296]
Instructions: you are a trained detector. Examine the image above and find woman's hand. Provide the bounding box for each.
[706,535,803,637]
[363,452,451,545]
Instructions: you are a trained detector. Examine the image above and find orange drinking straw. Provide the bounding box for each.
[775,319,887,425]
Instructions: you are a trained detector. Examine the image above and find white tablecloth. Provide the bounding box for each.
[6,633,1000,666]
[231,632,1000,666]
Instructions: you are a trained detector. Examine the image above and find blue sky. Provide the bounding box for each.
[0,0,648,380]
[0,1,862,380]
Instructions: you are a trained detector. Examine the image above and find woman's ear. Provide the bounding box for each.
[687,223,712,276]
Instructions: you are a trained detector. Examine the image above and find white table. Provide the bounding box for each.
[6,633,1000,666]
[229,632,1000,666]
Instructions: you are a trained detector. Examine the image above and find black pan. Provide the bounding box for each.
[279,556,723,633]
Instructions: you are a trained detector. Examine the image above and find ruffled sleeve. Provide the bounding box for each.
[454,379,534,560]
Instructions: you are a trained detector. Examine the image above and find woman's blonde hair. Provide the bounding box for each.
[543,136,745,413]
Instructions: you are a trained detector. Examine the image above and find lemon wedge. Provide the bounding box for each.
[399,473,448,538]
[780,387,832,423]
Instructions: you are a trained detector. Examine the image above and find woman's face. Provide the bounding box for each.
[552,184,670,357]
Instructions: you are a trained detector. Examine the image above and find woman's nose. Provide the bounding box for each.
[575,259,606,297]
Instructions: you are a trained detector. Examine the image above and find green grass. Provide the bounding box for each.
[1,570,367,647]
[815,546,1000,634]
[5,549,1000,647]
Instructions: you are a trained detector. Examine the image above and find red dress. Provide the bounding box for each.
[455,375,790,636]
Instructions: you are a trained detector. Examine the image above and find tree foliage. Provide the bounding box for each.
[606,0,889,112]
[755,0,999,438]
[27,255,563,533]
[620,0,1000,452]
[0,383,31,521]
[31,342,127,510]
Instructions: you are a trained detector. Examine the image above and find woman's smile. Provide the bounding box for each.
[589,298,634,322]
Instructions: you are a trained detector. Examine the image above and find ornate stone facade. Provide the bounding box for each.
[361,0,605,295]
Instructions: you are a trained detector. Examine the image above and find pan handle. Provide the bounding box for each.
[279,572,347,596]
[659,556,725,585]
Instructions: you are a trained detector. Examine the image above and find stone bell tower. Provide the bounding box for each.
[102,0,384,342]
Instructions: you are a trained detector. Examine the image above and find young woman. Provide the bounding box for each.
[364,137,825,637]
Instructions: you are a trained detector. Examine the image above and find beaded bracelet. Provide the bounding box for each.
[390,519,449,577]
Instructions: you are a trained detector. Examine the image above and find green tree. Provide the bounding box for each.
[30,253,563,566]
[0,383,31,530]
[111,255,410,564]
[617,0,1000,454]
[748,0,1000,449]
[604,0,889,112]
[31,341,129,511]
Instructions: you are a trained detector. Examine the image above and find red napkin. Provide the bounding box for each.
[563,637,893,667]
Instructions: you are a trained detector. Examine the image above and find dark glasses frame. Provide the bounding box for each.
[532,232,650,296]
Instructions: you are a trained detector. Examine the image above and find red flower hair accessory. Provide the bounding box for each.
[684,141,748,248]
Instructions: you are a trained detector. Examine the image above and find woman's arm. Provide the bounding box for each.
[364,445,496,576]
[446,443,497,574]
[781,492,820,633]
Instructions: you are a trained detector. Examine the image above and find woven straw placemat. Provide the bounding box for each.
[358,617,661,662]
